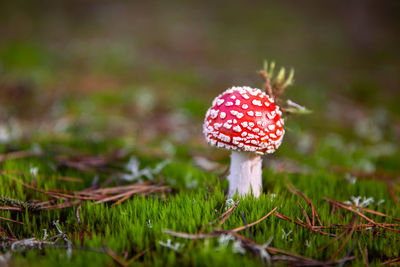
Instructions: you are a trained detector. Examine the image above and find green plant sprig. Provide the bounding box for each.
[260,60,311,115]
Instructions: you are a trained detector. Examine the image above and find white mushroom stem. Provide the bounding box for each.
[228,151,262,197]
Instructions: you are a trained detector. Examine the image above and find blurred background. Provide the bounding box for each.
[0,0,399,174]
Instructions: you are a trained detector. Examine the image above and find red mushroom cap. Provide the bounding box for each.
[203,86,285,154]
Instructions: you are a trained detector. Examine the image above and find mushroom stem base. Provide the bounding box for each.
[228,151,262,197]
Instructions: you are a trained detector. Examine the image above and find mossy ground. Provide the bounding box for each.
[2,138,399,266]
[1,1,400,266]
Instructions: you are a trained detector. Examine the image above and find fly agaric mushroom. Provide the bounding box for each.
[203,86,284,197]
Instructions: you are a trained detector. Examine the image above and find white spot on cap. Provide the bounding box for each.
[233,125,242,132]
[255,111,262,117]
[268,125,275,131]
[235,100,240,106]
[247,111,254,116]
[251,140,259,145]
[241,131,248,137]
[249,122,255,127]
[241,121,248,127]
[210,109,219,119]
[230,95,236,99]
[226,102,234,106]
[242,94,249,99]
[220,112,226,119]
[249,90,258,96]
[269,133,277,138]
[236,112,244,119]
[230,110,238,116]
[232,137,242,144]
[218,133,231,143]
[276,129,283,136]
[242,104,248,109]
[267,111,276,120]
[223,122,232,129]
[247,133,259,139]
[216,99,225,106]
[252,100,262,106]
[214,123,222,129]
[252,128,260,133]
[233,119,237,124]
[264,102,270,107]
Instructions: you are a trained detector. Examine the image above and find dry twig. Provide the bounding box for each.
[232,207,277,233]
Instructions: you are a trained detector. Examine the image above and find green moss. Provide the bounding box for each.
[1,149,399,266]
